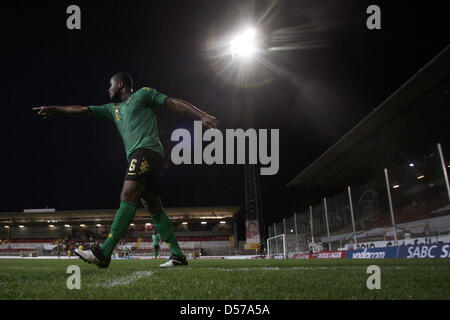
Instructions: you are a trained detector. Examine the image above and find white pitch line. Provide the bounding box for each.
[92,271,154,289]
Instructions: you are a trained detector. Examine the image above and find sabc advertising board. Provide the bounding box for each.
[397,243,450,259]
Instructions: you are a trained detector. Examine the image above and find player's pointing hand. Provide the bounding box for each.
[32,106,55,118]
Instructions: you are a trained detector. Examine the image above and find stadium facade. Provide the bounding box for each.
[269,45,450,256]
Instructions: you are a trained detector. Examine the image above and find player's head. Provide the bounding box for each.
[109,72,133,102]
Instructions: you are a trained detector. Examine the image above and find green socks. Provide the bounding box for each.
[101,202,182,258]
[151,209,183,257]
[102,201,137,258]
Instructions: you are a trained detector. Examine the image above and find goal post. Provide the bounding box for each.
[266,234,286,259]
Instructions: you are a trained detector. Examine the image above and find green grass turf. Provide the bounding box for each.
[0,258,448,300]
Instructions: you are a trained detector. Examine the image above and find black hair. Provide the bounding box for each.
[112,72,133,89]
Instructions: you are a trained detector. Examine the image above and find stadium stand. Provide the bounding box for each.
[0,206,243,257]
[274,45,450,255]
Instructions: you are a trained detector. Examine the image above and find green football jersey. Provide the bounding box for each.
[88,87,168,158]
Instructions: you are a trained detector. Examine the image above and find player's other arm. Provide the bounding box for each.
[32,105,92,118]
[165,97,219,129]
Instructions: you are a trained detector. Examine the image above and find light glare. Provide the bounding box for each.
[230,28,257,58]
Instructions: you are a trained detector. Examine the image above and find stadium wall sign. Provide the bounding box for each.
[397,243,450,259]
[312,251,346,259]
[345,247,398,259]
[287,243,450,259]
[289,251,347,259]
[344,243,450,259]
[290,253,311,259]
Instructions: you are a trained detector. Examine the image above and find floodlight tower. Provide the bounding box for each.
[244,163,264,249]
[230,27,265,249]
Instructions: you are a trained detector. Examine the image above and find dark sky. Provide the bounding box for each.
[2,0,448,227]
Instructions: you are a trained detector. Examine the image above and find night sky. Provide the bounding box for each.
[2,0,448,227]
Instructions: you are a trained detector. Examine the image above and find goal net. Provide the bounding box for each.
[266,234,286,259]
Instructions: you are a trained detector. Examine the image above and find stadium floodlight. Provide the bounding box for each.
[230,27,257,59]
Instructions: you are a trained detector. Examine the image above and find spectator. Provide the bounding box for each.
[68,243,75,257]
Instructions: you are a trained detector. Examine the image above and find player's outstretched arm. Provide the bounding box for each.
[165,97,219,129]
[32,105,91,118]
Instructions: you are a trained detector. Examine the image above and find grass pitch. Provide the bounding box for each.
[0,258,448,300]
